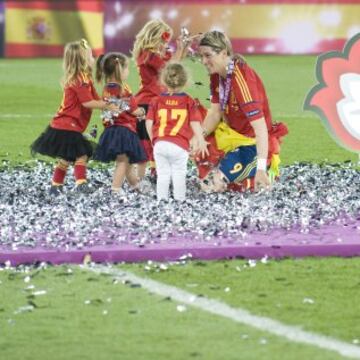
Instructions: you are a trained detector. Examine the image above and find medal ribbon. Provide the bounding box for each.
[219,60,234,112]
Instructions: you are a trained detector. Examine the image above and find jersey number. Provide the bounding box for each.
[158,109,187,137]
[230,162,243,174]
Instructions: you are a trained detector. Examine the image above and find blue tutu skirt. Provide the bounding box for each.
[94,126,146,163]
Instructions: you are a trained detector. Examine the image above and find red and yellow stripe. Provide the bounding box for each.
[234,68,253,103]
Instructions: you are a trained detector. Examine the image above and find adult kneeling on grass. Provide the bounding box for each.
[196,31,288,192]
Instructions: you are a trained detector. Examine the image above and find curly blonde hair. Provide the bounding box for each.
[132,19,173,60]
[161,62,188,90]
[62,39,92,87]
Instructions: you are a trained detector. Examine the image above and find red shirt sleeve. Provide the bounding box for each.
[147,52,166,71]
[72,79,97,104]
[146,99,157,122]
[188,98,202,123]
[210,74,220,104]
[233,64,264,122]
[128,96,138,113]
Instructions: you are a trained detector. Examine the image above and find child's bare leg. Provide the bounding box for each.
[126,164,139,188]
[137,161,147,180]
[112,154,129,192]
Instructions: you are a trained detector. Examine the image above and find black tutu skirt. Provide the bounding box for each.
[94,126,146,163]
[31,126,94,162]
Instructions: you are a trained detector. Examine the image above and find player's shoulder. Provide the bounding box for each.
[149,95,161,107]
[210,73,219,83]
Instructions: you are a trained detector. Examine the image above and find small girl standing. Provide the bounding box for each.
[31,39,118,195]
[94,52,147,195]
[146,62,209,201]
[132,19,189,180]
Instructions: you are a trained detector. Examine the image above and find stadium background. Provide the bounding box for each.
[1,0,360,58]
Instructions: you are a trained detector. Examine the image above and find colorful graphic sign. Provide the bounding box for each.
[305,32,360,153]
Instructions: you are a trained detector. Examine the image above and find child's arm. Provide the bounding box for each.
[82,100,118,112]
[145,120,153,141]
[132,107,146,119]
[190,121,209,158]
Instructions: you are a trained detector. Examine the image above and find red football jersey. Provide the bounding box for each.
[147,93,202,151]
[51,74,100,133]
[210,60,272,138]
[102,82,138,133]
[134,49,172,105]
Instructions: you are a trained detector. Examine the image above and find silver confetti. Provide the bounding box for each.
[0,162,358,254]
[14,305,34,314]
[32,290,47,296]
[303,297,315,304]
[176,304,187,312]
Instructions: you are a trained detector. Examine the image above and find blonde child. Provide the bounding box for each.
[31,39,118,195]
[133,19,191,180]
[94,52,147,195]
[146,62,208,201]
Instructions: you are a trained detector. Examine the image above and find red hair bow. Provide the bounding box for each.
[161,31,171,41]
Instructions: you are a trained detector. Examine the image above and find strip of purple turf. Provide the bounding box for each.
[1,219,359,265]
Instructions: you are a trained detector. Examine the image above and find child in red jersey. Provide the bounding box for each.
[31,39,118,195]
[133,19,191,180]
[94,52,147,195]
[146,63,208,201]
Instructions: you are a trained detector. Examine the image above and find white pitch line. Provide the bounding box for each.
[88,265,360,359]
[0,114,53,119]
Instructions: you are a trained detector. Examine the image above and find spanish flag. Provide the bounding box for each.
[5,1,103,57]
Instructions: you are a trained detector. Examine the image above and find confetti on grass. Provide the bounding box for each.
[0,161,359,252]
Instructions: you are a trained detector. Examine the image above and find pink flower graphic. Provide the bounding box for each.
[304,33,360,153]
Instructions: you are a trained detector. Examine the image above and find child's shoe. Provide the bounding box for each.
[111,188,127,203]
[135,179,153,194]
[49,185,63,196]
[76,182,95,194]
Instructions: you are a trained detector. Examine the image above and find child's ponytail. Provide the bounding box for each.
[96,54,105,83]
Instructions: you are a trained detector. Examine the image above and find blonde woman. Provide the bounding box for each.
[132,19,190,180]
[198,31,288,192]
[31,39,118,195]
[146,62,208,201]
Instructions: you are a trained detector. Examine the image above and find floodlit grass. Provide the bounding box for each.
[0,264,349,360]
[126,257,360,343]
[0,57,357,164]
[0,57,359,359]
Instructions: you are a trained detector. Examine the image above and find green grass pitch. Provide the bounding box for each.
[0,57,359,360]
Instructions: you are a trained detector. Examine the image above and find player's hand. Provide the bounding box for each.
[254,170,271,192]
[194,138,209,158]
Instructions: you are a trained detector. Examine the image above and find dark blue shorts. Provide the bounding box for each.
[219,145,257,183]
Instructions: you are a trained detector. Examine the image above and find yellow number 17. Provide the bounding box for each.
[158,108,187,137]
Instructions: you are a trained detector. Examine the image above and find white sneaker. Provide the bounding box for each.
[111,188,127,203]
[134,179,153,194]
